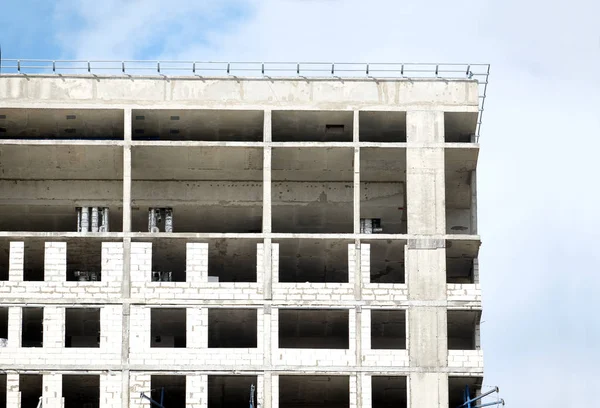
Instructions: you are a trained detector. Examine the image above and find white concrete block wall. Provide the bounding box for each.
[360,243,370,286]
[347,243,355,286]
[42,373,63,408]
[271,374,279,408]
[360,309,409,367]
[186,243,208,283]
[45,242,66,282]
[448,350,484,370]
[186,374,207,408]
[360,244,409,303]
[349,375,358,408]
[257,242,267,287]
[9,241,24,281]
[359,373,371,408]
[6,373,19,408]
[270,243,278,284]
[8,307,22,348]
[256,374,264,408]
[187,307,206,349]
[272,283,354,302]
[43,306,65,349]
[129,373,151,408]
[130,307,151,353]
[130,242,152,285]
[100,371,123,408]
[100,305,123,353]
[102,242,123,285]
[447,284,481,302]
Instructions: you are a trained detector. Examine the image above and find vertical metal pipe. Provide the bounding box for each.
[165,208,173,232]
[101,207,110,232]
[76,207,82,232]
[148,208,158,232]
[91,207,99,232]
[81,207,89,232]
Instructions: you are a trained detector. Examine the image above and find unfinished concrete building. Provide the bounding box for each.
[0,61,489,408]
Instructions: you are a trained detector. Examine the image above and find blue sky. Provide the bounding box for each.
[2,0,600,405]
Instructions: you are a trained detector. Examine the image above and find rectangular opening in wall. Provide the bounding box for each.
[272,110,353,142]
[372,376,407,408]
[0,108,124,140]
[151,239,186,282]
[279,309,348,349]
[0,240,8,281]
[22,307,44,347]
[131,146,262,233]
[445,148,478,234]
[65,308,100,348]
[371,310,406,349]
[19,374,43,408]
[207,239,259,283]
[447,310,481,350]
[448,376,483,408]
[132,110,264,141]
[360,148,407,234]
[0,307,8,344]
[208,308,257,348]
[151,308,186,348]
[208,375,257,408]
[276,239,350,283]
[446,239,479,284]
[62,374,100,408]
[150,375,186,408]
[24,240,44,281]
[366,240,405,283]
[359,111,407,142]
[444,112,478,143]
[0,374,5,408]
[66,239,102,282]
[0,145,123,232]
[272,147,354,233]
[279,375,349,408]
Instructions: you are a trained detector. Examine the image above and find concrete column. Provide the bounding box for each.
[262,372,272,408]
[360,243,370,287]
[186,374,206,408]
[44,242,66,282]
[8,307,22,348]
[359,373,371,408]
[43,307,65,349]
[353,110,360,233]
[123,108,132,233]
[186,243,208,283]
[470,169,478,234]
[271,374,279,408]
[6,373,19,408]
[42,373,63,408]
[408,373,448,408]
[350,374,358,408]
[8,241,24,281]
[408,307,447,367]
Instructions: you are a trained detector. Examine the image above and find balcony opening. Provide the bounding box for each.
[446,240,479,284]
[151,308,186,348]
[272,147,354,233]
[0,374,5,408]
[279,375,349,408]
[272,110,353,142]
[372,376,407,408]
[367,240,405,283]
[24,240,44,281]
[22,307,44,347]
[444,112,478,143]
[448,310,481,350]
[67,240,102,282]
[0,144,123,232]
[131,146,263,233]
[62,374,100,408]
[132,110,263,141]
[150,375,186,408]
[371,310,406,349]
[208,309,257,348]
[360,148,407,234]
[445,148,478,234]
[277,239,349,283]
[152,239,186,282]
[208,375,257,408]
[208,239,259,283]
[0,108,124,140]
[65,308,100,348]
[359,111,407,142]
[0,241,8,281]
[0,307,8,346]
[448,376,483,408]
[20,374,43,408]
[279,309,348,349]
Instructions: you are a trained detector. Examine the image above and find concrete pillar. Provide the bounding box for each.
[360,243,370,286]
[6,373,19,408]
[7,307,22,348]
[262,372,272,408]
[186,374,206,408]
[123,108,132,233]
[470,169,478,234]
[271,374,279,408]
[349,374,358,408]
[408,373,448,408]
[186,243,208,283]
[353,110,360,234]
[42,373,63,408]
[9,241,24,281]
[359,373,371,408]
[44,242,66,282]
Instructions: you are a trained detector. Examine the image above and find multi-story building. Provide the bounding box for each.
[0,61,489,408]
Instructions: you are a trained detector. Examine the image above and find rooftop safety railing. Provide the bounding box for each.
[0,60,490,138]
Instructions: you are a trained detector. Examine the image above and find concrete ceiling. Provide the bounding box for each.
[132,109,264,141]
[132,146,263,181]
[445,112,478,142]
[272,111,353,142]
[0,108,124,139]
[359,111,407,142]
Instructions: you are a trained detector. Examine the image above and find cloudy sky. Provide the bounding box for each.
[2,0,600,405]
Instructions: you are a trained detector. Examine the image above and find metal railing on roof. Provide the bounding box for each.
[0,60,490,138]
